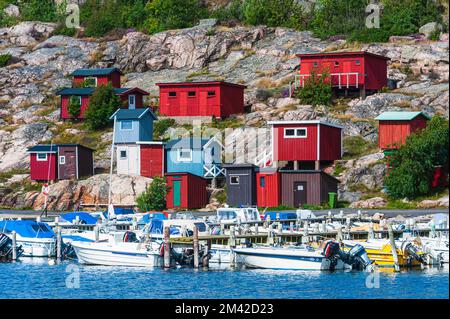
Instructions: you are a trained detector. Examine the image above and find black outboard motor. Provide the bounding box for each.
[0,233,23,261]
[322,240,341,271]
[402,242,426,265]
[345,244,373,270]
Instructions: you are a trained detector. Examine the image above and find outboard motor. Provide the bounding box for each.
[0,233,23,261]
[123,231,139,243]
[402,242,426,265]
[322,240,341,271]
[346,244,373,270]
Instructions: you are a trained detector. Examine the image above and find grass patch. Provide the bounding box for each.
[0,168,30,183]
[343,136,378,160]
[333,162,345,176]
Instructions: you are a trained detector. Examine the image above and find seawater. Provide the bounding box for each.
[0,259,448,299]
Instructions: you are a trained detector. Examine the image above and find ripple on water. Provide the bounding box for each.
[1,260,448,299]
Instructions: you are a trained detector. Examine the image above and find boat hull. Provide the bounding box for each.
[234,247,351,270]
[17,238,56,257]
[72,241,164,267]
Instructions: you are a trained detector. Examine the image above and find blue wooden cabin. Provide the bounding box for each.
[109,108,157,144]
[165,137,224,178]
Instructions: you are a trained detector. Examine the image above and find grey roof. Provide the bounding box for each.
[109,108,157,120]
[71,68,121,77]
[27,144,95,153]
[56,87,133,95]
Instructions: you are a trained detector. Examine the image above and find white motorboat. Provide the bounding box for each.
[71,232,164,267]
[0,220,56,257]
[420,237,449,264]
[233,245,352,270]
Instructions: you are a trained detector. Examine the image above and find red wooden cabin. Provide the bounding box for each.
[156,81,246,119]
[375,111,430,150]
[57,87,149,120]
[138,142,165,178]
[267,120,344,169]
[295,51,389,97]
[256,169,281,208]
[27,144,94,181]
[71,68,122,88]
[165,173,209,209]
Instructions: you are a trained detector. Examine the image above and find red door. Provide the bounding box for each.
[140,145,164,178]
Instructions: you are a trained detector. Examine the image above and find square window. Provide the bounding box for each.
[178,149,192,162]
[84,77,97,87]
[334,61,339,67]
[230,176,240,185]
[59,156,66,165]
[37,153,48,161]
[313,62,319,67]
[296,128,306,137]
[169,92,177,97]
[207,91,216,96]
[285,129,295,137]
[355,60,361,65]
[121,120,133,130]
[188,91,196,97]
[120,150,127,159]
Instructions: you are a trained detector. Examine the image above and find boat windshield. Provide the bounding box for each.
[244,209,259,221]
[217,210,238,221]
[194,222,207,232]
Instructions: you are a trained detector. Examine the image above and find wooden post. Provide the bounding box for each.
[12,231,17,261]
[337,226,343,245]
[289,222,294,234]
[94,226,99,242]
[220,222,225,236]
[203,240,210,268]
[254,222,259,235]
[388,223,400,272]
[346,217,351,239]
[164,226,171,268]
[314,160,320,170]
[268,224,274,245]
[294,161,299,170]
[193,226,199,269]
[368,222,374,239]
[54,216,59,227]
[56,227,62,260]
[229,226,236,267]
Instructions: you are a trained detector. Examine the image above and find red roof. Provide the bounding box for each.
[295,51,389,60]
[156,81,247,89]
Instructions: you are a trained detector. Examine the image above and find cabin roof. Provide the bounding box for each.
[27,144,95,153]
[267,120,345,129]
[156,81,247,89]
[109,108,157,121]
[71,67,122,77]
[56,87,141,95]
[295,51,390,60]
[375,111,431,121]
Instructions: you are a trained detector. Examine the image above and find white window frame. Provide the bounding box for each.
[177,148,193,162]
[128,95,136,109]
[120,120,133,131]
[120,150,127,160]
[36,153,48,161]
[230,175,240,185]
[59,156,66,165]
[284,127,308,139]
[85,76,98,87]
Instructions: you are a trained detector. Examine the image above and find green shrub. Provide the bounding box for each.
[343,136,378,159]
[311,0,444,42]
[295,69,333,106]
[85,84,121,130]
[154,118,176,140]
[144,0,208,34]
[0,54,11,67]
[20,0,62,22]
[68,96,81,119]
[136,176,170,211]
[385,116,449,199]
[241,0,307,29]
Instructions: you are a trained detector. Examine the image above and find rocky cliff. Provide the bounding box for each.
[0,19,448,210]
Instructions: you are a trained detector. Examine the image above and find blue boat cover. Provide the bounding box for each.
[61,212,99,225]
[61,235,95,242]
[264,212,297,220]
[138,213,167,225]
[0,220,55,238]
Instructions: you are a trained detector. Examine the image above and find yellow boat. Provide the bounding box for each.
[343,239,427,268]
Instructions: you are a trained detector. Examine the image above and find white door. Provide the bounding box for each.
[116,145,140,176]
[128,95,136,109]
